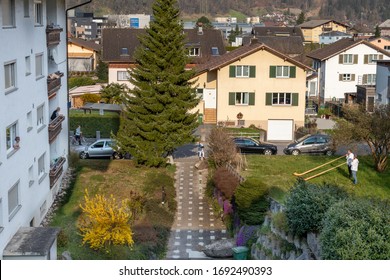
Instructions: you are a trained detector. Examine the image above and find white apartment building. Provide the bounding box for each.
[0,0,70,259]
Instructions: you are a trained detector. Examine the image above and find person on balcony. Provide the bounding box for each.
[50,107,61,121]
[13,136,20,149]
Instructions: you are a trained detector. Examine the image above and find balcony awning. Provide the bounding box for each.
[68,53,94,58]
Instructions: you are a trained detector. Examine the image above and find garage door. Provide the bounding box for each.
[267,120,293,141]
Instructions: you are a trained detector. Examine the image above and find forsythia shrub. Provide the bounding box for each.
[79,190,134,251]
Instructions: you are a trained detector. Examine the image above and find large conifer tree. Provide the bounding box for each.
[116,0,199,167]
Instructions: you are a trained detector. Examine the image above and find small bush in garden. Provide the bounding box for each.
[272,212,289,233]
[234,179,269,225]
[285,179,347,237]
[57,229,68,248]
[320,198,390,260]
[68,151,80,169]
[80,93,102,104]
[207,127,238,167]
[213,167,240,199]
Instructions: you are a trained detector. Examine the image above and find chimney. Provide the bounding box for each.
[250,37,259,45]
[197,22,203,35]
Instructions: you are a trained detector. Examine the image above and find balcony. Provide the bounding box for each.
[50,156,66,188]
[47,71,64,98]
[46,25,63,47]
[48,115,65,143]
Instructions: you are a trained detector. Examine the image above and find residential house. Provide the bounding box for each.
[299,20,349,43]
[369,36,390,52]
[375,60,390,105]
[307,38,390,105]
[0,0,73,259]
[194,42,312,141]
[68,37,101,72]
[378,19,390,37]
[242,27,304,57]
[101,28,226,88]
[319,31,352,45]
[69,84,105,108]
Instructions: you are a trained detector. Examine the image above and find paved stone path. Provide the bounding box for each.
[165,156,229,259]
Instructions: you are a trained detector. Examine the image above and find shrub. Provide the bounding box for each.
[272,212,289,232]
[207,127,238,167]
[236,225,259,246]
[69,112,120,138]
[68,76,96,89]
[285,180,347,237]
[213,167,240,199]
[80,93,102,105]
[234,179,269,225]
[320,198,390,259]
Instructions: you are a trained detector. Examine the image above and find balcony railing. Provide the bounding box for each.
[46,25,63,47]
[47,71,64,98]
[48,115,65,143]
[50,156,66,188]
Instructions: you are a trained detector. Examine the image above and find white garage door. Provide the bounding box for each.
[267,120,293,141]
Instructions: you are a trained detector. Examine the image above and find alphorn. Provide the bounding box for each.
[303,162,345,181]
[293,155,345,177]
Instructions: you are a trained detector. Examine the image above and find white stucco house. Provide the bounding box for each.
[375,60,390,105]
[0,0,89,259]
[307,38,390,104]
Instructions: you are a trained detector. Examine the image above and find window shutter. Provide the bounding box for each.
[249,92,255,105]
[379,54,384,60]
[229,66,236,77]
[351,74,355,81]
[339,55,343,64]
[249,66,256,78]
[266,93,272,105]
[292,93,299,106]
[362,74,367,84]
[364,55,368,64]
[229,92,235,105]
[339,74,343,81]
[289,66,296,78]
[353,55,358,64]
[269,66,276,78]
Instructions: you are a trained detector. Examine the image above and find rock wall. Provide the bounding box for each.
[251,199,322,260]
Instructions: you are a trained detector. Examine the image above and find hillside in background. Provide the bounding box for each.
[69,0,389,28]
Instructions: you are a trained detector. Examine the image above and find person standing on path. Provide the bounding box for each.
[198,141,205,160]
[346,149,354,178]
[75,125,82,145]
[351,155,359,185]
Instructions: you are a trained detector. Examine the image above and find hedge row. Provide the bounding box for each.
[69,113,120,138]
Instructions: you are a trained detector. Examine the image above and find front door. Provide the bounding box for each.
[203,88,216,123]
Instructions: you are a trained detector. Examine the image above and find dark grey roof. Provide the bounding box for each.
[242,36,304,56]
[252,26,304,38]
[81,102,122,112]
[68,37,101,52]
[298,19,348,28]
[3,227,60,257]
[101,28,226,64]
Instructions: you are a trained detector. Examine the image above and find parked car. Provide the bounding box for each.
[79,138,123,159]
[233,137,278,155]
[283,134,334,156]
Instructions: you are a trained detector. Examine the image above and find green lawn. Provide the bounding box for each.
[50,159,176,260]
[241,155,390,204]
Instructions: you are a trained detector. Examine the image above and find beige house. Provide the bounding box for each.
[68,37,101,72]
[299,20,349,43]
[369,36,390,52]
[194,42,312,141]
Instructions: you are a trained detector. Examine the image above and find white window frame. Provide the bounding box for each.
[38,153,45,180]
[27,111,33,132]
[343,54,353,64]
[367,54,378,64]
[236,66,249,78]
[4,61,16,92]
[117,71,130,81]
[6,122,18,153]
[366,74,376,85]
[272,92,292,105]
[385,46,390,50]
[235,92,249,105]
[37,104,45,130]
[8,180,21,221]
[34,0,43,26]
[35,53,44,79]
[188,47,200,57]
[276,66,290,78]
[2,0,16,27]
[29,165,34,186]
[342,74,352,81]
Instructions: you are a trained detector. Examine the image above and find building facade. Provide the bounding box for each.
[376,60,390,105]
[299,20,349,43]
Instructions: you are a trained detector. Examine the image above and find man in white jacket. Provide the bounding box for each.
[346,149,354,178]
[351,155,359,185]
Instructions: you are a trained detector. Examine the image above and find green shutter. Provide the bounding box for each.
[229,66,236,77]
[353,55,358,64]
[364,55,368,64]
[269,66,276,78]
[289,66,296,78]
[229,92,235,105]
[249,92,255,105]
[266,93,272,105]
[249,66,256,78]
[292,93,299,106]
[339,55,343,64]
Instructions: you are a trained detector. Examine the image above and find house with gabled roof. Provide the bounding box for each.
[299,19,349,43]
[379,19,390,37]
[68,37,101,72]
[101,27,226,88]
[307,38,390,105]
[369,36,390,52]
[194,41,313,141]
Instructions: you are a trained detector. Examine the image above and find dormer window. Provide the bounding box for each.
[211,47,219,56]
[189,47,200,57]
[121,48,129,56]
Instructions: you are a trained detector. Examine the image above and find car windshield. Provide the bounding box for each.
[296,134,311,143]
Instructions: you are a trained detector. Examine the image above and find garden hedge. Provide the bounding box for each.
[69,111,120,138]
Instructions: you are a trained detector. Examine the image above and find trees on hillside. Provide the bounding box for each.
[115,0,199,167]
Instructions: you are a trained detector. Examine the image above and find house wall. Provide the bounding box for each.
[0,0,68,258]
[108,64,134,89]
[319,34,352,45]
[215,49,306,130]
[376,62,390,105]
[303,22,347,43]
[67,43,97,70]
[369,37,390,51]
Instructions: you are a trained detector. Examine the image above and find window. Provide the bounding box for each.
[40,200,47,218]
[29,165,34,186]
[35,53,43,78]
[196,88,203,99]
[93,141,104,148]
[2,0,15,27]
[25,56,31,76]
[189,47,200,56]
[236,66,249,77]
[34,0,43,25]
[341,74,353,81]
[272,93,291,105]
[117,71,129,81]
[38,153,45,178]
[367,54,378,64]
[8,181,20,220]
[211,47,219,56]
[385,46,390,50]
[4,61,16,91]
[27,111,33,132]
[24,0,30,17]
[343,54,353,64]
[120,48,129,55]
[6,122,18,152]
[37,104,45,128]
[235,92,249,105]
[363,74,376,85]
[269,66,296,78]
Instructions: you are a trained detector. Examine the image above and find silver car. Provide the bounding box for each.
[79,139,122,159]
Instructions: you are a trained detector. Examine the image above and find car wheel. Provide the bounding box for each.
[325,150,333,156]
[264,149,273,155]
[291,149,300,156]
[113,152,123,159]
[79,152,88,159]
